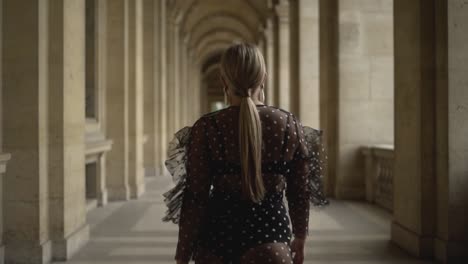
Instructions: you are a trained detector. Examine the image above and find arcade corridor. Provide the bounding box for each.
[1,0,467,263]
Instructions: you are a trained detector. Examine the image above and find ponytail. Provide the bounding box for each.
[220,43,267,203]
[239,96,265,202]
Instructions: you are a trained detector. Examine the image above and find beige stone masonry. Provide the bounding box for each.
[126,0,145,198]
[48,0,89,260]
[105,0,131,201]
[0,153,10,264]
[142,0,158,177]
[392,0,437,258]
[3,1,52,262]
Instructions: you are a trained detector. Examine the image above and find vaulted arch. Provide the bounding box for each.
[189,16,255,47]
[195,30,245,55]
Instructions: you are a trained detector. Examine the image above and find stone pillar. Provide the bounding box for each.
[105,0,130,201]
[156,0,167,175]
[265,15,278,106]
[297,0,319,127]
[0,0,7,261]
[3,1,52,262]
[48,0,89,259]
[180,37,188,126]
[319,0,339,197]
[187,50,199,124]
[126,0,145,198]
[275,0,292,112]
[444,1,468,260]
[173,22,181,131]
[166,19,175,144]
[142,0,157,177]
[392,0,437,258]
[434,0,468,262]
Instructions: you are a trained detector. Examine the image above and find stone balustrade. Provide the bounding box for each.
[362,145,394,212]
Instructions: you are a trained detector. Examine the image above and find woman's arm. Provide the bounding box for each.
[285,116,311,239]
[175,118,211,262]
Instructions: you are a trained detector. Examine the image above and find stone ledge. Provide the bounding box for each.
[85,138,112,164]
[391,221,434,258]
[0,153,11,174]
[52,223,90,261]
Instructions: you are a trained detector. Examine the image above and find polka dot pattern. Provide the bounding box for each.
[175,105,313,263]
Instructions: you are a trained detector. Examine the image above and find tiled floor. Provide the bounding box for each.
[55,177,434,264]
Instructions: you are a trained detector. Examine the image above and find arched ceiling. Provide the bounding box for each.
[170,0,269,66]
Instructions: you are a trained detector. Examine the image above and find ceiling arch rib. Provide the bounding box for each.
[185,12,257,40]
[196,33,242,59]
[189,15,255,46]
[203,63,221,78]
[193,29,247,51]
[197,41,233,64]
[181,1,261,37]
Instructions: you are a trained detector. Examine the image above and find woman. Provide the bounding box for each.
[163,43,327,264]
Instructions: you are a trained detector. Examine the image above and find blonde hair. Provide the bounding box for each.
[220,43,266,203]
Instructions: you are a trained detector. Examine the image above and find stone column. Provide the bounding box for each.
[3,0,52,262]
[265,15,278,106]
[297,0,319,127]
[166,19,175,144]
[48,0,89,259]
[173,21,181,131]
[180,36,188,126]
[392,0,437,258]
[187,50,199,123]
[157,0,168,176]
[105,0,130,201]
[319,0,339,197]
[142,0,157,177]
[0,0,8,261]
[126,0,145,198]
[275,0,292,112]
[434,0,468,262]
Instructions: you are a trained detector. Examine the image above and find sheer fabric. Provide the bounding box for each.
[171,105,322,263]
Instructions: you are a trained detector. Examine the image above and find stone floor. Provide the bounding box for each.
[55,177,434,264]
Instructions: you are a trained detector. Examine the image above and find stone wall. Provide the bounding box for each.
[444,0,468,260]
[335,0,394,199]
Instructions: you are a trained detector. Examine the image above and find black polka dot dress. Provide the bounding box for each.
[166,105,327,264]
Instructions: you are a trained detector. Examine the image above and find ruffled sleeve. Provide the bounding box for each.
[285,115,329,239]
[301,126,328,207]
[161,126,192,224]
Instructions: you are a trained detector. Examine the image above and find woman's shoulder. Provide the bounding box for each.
[191,108,226,128]
[262,105,301,123]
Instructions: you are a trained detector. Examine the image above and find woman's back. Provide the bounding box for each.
[192,105,307,194]
[176,105,312,263]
